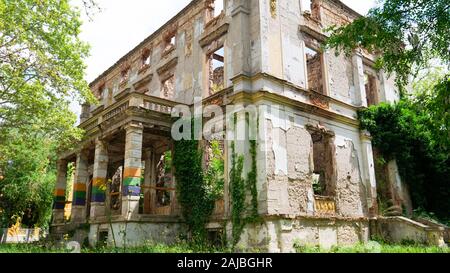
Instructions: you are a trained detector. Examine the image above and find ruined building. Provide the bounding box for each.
[51,0,446,251]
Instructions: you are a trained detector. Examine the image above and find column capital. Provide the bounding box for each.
[124,122,144,131]
[95,138,109,152]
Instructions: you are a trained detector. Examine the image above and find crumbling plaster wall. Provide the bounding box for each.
[264,117,315,216]
[334,135,367,217]
[327,50,356,104]
[88,222,187,248]
[259,104,368,218]
[260,0,307,88]
[230,218,369,252]
[255,0,373,107]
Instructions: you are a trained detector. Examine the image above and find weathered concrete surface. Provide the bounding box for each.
[334,138,366,218]
[372,217,447,247]
[232,216,369,253]
[88,221,187,248]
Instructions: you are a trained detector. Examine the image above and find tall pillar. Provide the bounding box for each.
[360,130,378,216]
[90,139,108,220]
[71,151,89,223]
[352,50,368,107]
[52,160,68,225]
[122,123,143,219]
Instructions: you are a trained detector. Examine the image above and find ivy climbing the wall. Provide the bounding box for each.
[229,113,261,246]
[230,141,245,245]
[173,119,214,243]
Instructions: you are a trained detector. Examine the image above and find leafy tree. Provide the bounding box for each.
[325,0,449,90]
[412,68,449,149]
[326,0,449,222]
[358,71,449,224]
[0,0,99,228]
[0,130,57,228]
[0,0,97,144]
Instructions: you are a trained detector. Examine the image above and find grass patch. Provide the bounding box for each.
[0,243,70,253]
[294,242,449,253]
[0,241,232,254]
[82,241,231,253]
[0,241,448,253]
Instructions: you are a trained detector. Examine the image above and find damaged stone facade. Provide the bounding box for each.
[51,0,411,251]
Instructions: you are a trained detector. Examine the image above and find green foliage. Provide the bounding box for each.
[358,91,449,223]
[0,240,232,253]
[325,0,450,92]
[229,139,260,247]
[164,150,172,174]
[294,242,449,253]
[247,140,259,220]
[0,0,100,229]
[229,141,246,245]
[0,0,96,145]
[412,69,450,150]
[0,130,58,228]
[0,241,446,254]
[412,207,444,225]
[173,120,214,243]
[326,1,449,222]
[204,140,225,200]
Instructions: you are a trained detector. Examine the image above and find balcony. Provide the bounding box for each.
[79,91,183,137]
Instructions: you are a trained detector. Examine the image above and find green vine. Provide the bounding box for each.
[173,118,214,243]
[230,141,245,245]
[247,139,259,220]
[229,113,261,246]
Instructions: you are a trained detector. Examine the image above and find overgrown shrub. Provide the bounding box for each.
[0,131,58,228]
[172,119,214,243]
[359,95,449,224]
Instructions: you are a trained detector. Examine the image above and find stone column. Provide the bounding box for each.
[360,130,378,216]
[90,139,108,220]
[122,123,143,219]
[71,151,89,223]
[53,160,68,225]
[352,50,368,107]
